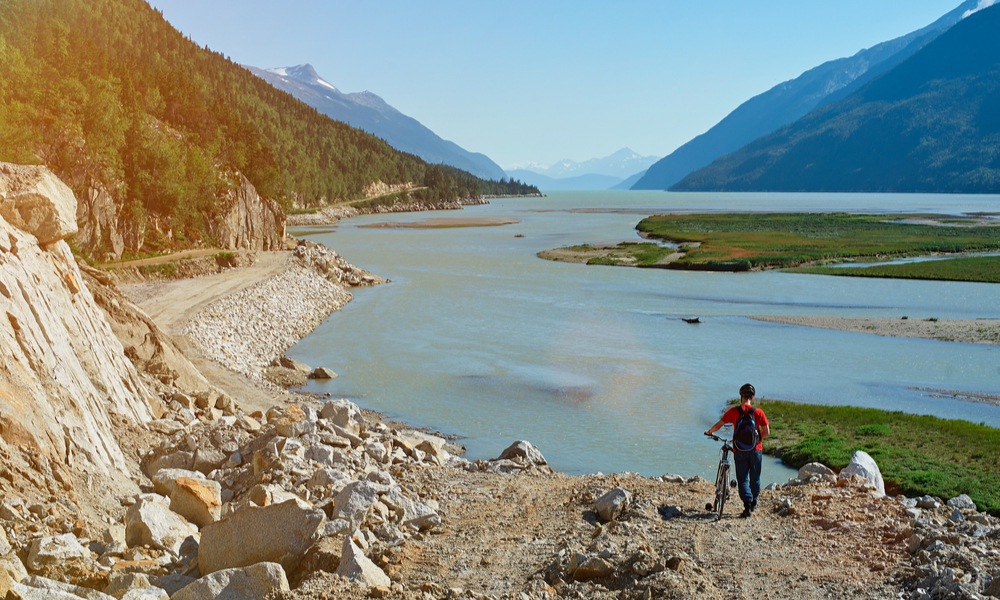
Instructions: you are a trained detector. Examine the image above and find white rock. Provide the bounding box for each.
[595,488,632,522]
[333,480,383,529]
[150,468,206,497]
[198,499,325,576]
[124,497,199,554]
[947,494,977,511]
[335,538,390,587]
[497,440,546,465]
[797,462,835,479]
[320,399,365,435]
[27,534,87,570]
[837,450,884,495]
[172,562,289,600]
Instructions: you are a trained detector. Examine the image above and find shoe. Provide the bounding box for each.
[740,504,752,519]
[751,499,758,512]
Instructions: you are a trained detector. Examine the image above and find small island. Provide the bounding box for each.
[539,212,1000,282]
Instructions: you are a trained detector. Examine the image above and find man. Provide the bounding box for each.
[704,383,770,518]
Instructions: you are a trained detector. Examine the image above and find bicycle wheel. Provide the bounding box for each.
[716,464,730,521]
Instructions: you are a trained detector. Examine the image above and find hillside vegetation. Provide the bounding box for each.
[0,0,535,255]
[671,4,1000,193]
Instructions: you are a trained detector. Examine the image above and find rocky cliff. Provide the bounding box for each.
[0,163,157,480]
[208,173,286,252]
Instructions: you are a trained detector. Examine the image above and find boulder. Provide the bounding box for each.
[497,440,546,465]
[172,562,289,600]
[947,494,977,511]
[124,497,199,554]
[26,534,87,571]
[320,399,365,435]
[335,538,390,587]
[797,462,835,479]
[192,447,226,475]
[103,572,155,598]
[568,553,614,581]
[170,477,222,528]
[595,488,632,522]
[276,356,312,373]
[0,163,77,243]
[380,489,440,531]
[309,468,350,490]
[147,452,195,477]
[18,575,115,599]
[151,468,206,497]
[333,481,383,529]
[198,499,325,576]
[837,451,885,494]
[308,367,338,379]
[275,405,316,438]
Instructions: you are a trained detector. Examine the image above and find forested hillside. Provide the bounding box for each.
[671,4,1000,193]
[0,0,534,257]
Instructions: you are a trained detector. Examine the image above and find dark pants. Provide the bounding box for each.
[734,449,762,506]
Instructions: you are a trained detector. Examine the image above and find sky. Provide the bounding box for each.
[149,0,968,169]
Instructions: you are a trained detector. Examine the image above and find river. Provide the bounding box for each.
[290,191,1000,483]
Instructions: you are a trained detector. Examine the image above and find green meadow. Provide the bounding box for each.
[753,400,1000,515]
[632,213,1000,272]
[797,255,1000,283]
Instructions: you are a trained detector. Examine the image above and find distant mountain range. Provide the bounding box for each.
[504,170,625,191]
[504,148,658,190]
[246,64,508,181]
[633,0,983,190]
[510,148,659,179]
[672,4,1000,193]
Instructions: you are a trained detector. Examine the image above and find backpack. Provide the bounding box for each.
[732,405,760,452]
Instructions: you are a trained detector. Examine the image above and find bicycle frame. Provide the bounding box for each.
[705,433,734,520]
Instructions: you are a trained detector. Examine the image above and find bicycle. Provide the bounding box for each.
[704,432,736,521]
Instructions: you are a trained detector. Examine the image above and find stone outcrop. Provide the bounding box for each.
[208,173,285,252]
[838,450,885,495]
[74,179,126,260]
[0,164,77,244]
[0,163,157,480]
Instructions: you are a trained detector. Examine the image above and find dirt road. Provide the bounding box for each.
[124,250,297,413]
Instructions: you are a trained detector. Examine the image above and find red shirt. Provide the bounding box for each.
[721,403,768,451]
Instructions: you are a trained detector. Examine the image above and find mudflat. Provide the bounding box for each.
[749,315,1000,345]
[359,217,521,228]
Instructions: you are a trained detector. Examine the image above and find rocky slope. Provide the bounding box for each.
[0,164,158,482]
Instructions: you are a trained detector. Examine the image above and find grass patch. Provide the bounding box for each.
[289,207,322,215]
[796,255,1000,283]
[635,213,1000,271]
[754,400,1000,515]
[539,242,678,267]
[138,262,177,278]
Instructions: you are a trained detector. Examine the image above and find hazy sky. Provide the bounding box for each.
[149,0,965,168]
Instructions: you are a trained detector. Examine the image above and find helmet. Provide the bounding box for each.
[739,383,755,398]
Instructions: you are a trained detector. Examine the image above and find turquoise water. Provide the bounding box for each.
[290,191,1000,483]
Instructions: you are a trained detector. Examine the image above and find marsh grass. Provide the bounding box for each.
[751,400,1000,515]
[797,255,1000,283]
[636,213,1000,271]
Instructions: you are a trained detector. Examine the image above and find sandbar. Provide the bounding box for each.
[749,315,1000,346]
[359,217,521,229]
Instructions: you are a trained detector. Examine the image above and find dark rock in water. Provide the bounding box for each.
[682,317,700,324]
[309,367,338,379]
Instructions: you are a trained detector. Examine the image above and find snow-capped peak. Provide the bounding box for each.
[266,64,338,93]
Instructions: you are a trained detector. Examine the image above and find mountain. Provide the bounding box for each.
[610,170,647,190]
[671,4,1000,193]
[510,148,660,179]
[505,170,624,191]
[247,64,507,181]
[632,0,982,190]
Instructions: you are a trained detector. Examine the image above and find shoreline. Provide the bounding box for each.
[749,314,1000,345]
[287,196,490,226]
